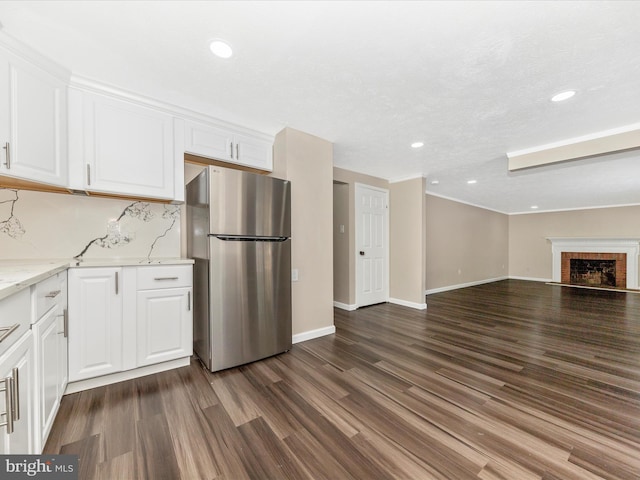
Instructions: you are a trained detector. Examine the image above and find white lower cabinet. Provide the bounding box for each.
[137,287,192,367]
[32,270,68,452]
[68,268,122,382]
[0,332,34,454]
[68,264,192,389]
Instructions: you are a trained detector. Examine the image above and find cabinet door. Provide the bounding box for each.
[136,287,192,367]
[57,309,68,400]
[33,308,60,450]
[57,273,68,395]
[184,119,233,162]
[0,332,34,454]
[80,91,175,199]
[183,119,273,171]
[68,268,123,382]
[0,47,68,186]
[234,133,273,171]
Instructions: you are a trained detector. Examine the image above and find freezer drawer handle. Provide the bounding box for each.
[0,324,19,343]
[215,235,289,242]
[0,376,14,434]
[154,277,179,281]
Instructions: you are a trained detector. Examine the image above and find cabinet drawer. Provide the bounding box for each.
[136,265,192,290]
[35,273,64,319]
[0,288,31,358]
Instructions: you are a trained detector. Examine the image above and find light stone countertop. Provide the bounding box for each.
[0,260,70,301]
[0,258,194,301]
[68,258,195,268]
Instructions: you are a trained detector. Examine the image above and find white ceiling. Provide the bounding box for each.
[1,1,640,214]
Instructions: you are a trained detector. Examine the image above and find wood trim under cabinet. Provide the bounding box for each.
[184,153,270,175]
[0,174,178,205]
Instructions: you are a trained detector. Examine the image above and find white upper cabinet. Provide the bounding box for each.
[184,119,273,171]
[0,37,69,187]
[69,88,178,200]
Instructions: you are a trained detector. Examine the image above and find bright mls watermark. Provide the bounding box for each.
[0,455,78,479]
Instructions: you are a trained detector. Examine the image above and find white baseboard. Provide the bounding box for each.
[64,357,190,394]
[333,301,357,311]
[509,276,551,282]
[425,276,552,295]
[292,325,336,344]
[388,297,427,310]
[425,276,509,295]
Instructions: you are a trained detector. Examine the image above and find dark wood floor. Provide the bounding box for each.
[45,280,640,479]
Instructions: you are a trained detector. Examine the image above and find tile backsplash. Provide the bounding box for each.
[0,188,180,260]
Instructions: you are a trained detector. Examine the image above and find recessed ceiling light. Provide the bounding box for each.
[531,205,539,209]
[411,142,424,148]
[209,39,233,58]
[551,90,575,102]
[467,179,477,184]
[430,180,439,185]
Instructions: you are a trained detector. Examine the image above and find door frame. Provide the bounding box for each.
[355,183,389,308]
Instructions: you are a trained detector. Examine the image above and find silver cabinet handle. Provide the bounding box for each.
[45,290,61,298]
[11,367,19,421]
[236,143,239,160]
[0,376,14,434]
[58,310,68,338]
[230,142,234,159]
[2,142,9,169]
[0,324,19,343]
[154,277,179,281]
[86,164,91,185]
[115,271,119,295]
[187,291,191,311]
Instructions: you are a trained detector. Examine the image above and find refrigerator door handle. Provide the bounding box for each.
[211,235,289,242]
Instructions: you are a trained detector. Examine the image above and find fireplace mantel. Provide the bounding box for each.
[547,237,640,289]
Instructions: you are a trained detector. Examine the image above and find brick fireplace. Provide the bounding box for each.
[561,252,626,288]
[548,238,640,290]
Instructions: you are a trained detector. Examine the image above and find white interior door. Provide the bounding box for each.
[355,183,389,307]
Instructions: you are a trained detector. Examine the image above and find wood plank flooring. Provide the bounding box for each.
[44,280,640,479]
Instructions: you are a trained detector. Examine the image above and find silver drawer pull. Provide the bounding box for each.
[45,290,61,298]
[0,324,19,343]
[154,277,179,281]
[0,376,14,434]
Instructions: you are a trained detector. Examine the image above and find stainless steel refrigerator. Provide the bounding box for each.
[186,166,292,372]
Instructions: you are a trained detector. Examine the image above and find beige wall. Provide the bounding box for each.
[509,205,640,280]
[389,177,426,307]
[275,128,334,336]
[332,167,389,306]
[425,194,509,291]
[333,182,350,304]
